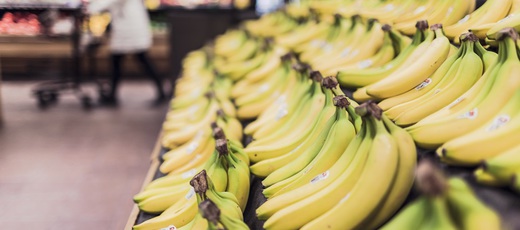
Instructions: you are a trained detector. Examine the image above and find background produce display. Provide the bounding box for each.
[131,0,520,229]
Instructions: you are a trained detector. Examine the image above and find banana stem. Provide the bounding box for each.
[415,160,448,197]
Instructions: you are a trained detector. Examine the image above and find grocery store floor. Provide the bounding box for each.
[0,81,168,230]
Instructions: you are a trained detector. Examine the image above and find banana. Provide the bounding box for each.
[513,172,520,192]
[322,26,395,76]
[263,96,355,197]
[446,178,502,230]
[224,140,251,211]
[438,89,520,165]
[474,167,508,186]
[365,24,451,100]
[256,113,372,220]
[378,41,464,112]
[444,0,512,41]
[380,197,430,230]
[133,190,198,230]
[483,144,520,181]
[393,33,484,126]
[338,20,428,88]
[245,83,333,163]
[298,114,398,230]
[360,115,416,229]
[408,28,520,149]
[276,20,331,49]
[420,196,458,230]
[393,0,453,35]
[317,20,386,73]
[214,30,247,58]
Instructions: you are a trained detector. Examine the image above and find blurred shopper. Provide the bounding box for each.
[88,0,166,105]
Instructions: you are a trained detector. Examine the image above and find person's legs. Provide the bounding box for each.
[135,51,165,101]
[108,53,124,100]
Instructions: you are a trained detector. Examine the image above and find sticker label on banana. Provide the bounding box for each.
[413,6,425,14]
[415,78,433,90]
[448,97,465,109]
[185,187,195,200]
[457,15,471,24]
[458,108,478,120]
[310,171,330,184]
[357,59,373,69]
[161,225,177,230]
[340,47,352,58]
[186,141,200,155]
[182,169,198,179]
[487,115,511,131]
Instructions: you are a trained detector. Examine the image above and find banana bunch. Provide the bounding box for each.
[213,37,271,82]
[382,160,501,230]
[337,21,426,88]
[161,79,241,150]
[230,51,297,119]
[380,32,490,126]
[309,17,387,75]
[353,22,451,102]
[259,76,358,198]
[258,101,416,230]
[275,16,333,50]
[244,70,360,173]
[133,131,250,229]
[244,11,299,38]
[183,170,248,230]
[407,28,520,149]
[472,144,520,193]
[443,0,512,43]
[321,23,410,76]
[197,199,249,230]
[390,0,475,35]
[470,0,520,40]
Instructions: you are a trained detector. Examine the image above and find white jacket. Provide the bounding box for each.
[88,0,152,54]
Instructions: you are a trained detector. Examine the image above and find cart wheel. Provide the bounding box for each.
[49,92,59,104]
[81,96,92,110]
[37,94,50,109]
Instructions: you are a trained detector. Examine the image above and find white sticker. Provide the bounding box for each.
[384,64,394,70]
[259,84,270,93]
[499,14,515,23]
[310,171,330,184]
[458,108,478,120]
[161,225,177,230]
[340,47,352,58]
[487,115,511,131]
[276,103,288,120]
[182,169,198,179]
[458,15,470,24]
[323,44,334,53]
[188,105,200,114]
[385,4,395,11]
[275,95,287,105]
[350,50,360,57]
[185,187,195,200]
[446,7,453,16]
[310,39,323,48]
[185,141,199,155]
[415,78,432,90]
[413,6,426,15]
[357,59,373,69]
[448,97,465,109]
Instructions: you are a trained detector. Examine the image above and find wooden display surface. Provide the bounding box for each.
[124,132,163,230]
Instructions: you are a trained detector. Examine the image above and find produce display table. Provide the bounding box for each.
[126,94,520,229]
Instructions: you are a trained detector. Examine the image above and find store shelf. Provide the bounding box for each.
[0,3,80,10]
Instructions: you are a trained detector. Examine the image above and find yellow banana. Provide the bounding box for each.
[446,178,502,230]
[298,115,398,230]
[366,24,450,100]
